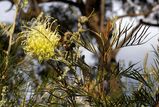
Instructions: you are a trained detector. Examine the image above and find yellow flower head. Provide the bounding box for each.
[22,15,60,61]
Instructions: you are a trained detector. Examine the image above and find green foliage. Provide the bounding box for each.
[0,1,158,107]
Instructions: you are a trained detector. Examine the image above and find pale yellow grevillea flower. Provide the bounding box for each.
[22,17,60,61]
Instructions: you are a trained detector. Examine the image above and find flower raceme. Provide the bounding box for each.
[22,17,60,61]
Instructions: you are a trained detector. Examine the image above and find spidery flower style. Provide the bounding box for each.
[22,16,60,61]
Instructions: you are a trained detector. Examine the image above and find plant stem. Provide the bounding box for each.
[0,0,23,102]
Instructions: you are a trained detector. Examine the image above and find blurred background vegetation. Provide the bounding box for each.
[0,0,159,106]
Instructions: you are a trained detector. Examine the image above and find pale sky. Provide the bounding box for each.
[0,1,158,67]
[0,1,15,22]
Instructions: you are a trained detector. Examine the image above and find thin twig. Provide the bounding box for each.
[3,0,23,79]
